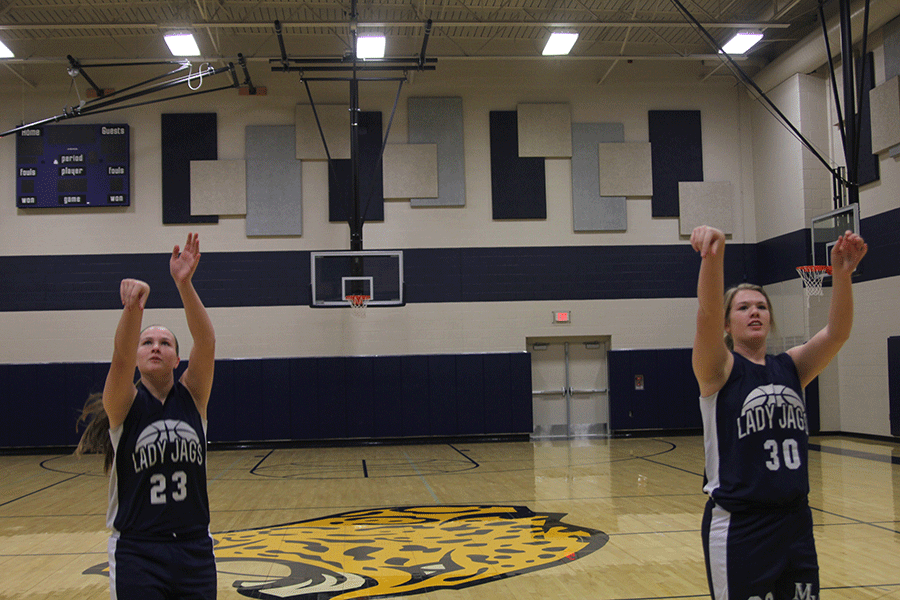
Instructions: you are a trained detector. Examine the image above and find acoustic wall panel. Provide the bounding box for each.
[408,97,466,207]
[571,123,627,232]
[678,181,733,235]
[648,110,703,218]
[190,160,246,216]
[246,125,303,236]
[161,113,219,225]
[870,77,900,154]
[296,104,351,160]
[517,103,572,158]
[490,111,546,220]
[598,142,652,197]
[329,111,384,222]
[382,143,439,199]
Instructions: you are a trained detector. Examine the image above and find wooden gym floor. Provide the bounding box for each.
[2,435,899,599]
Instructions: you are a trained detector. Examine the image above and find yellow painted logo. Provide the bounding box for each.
[86,504,608,599]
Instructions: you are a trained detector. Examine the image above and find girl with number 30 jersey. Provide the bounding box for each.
[690,225,866,600]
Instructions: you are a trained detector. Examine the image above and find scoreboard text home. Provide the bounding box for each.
[17,124,130,208]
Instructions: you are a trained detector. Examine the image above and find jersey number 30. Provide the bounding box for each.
[764,439,802,471]
[150,471,188,504]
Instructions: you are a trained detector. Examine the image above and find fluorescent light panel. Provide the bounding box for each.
[720,32,763,55]
[164,32,201,56]
[0,40,13,58]
[543,32,578,56]
[357,35,386,59]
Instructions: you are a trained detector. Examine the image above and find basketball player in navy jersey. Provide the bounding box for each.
[691,225,867,600]
[89,232,217,599]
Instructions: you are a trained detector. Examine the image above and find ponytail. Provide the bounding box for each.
[75,393,115,473]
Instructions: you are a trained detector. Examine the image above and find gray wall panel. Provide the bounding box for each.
[246,125,303,236]
[572,123,626,231]
[408,97,466,207]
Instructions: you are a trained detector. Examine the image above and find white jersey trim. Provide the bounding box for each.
[700,391,720,497]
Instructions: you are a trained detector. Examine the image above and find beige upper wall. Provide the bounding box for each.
[0,60,750,258]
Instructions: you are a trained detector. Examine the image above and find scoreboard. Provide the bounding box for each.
[16,123,130,208]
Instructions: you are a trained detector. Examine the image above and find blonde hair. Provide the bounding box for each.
[723,283,775,351]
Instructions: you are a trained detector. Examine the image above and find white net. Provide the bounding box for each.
[346,294,370,318]
[796,266,831,297]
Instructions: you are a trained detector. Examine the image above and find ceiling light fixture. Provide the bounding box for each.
[164,32,201,57]
[543,32,579,56]
[0,40,13,59]
[720,31,763,55]
[357,35,386,59]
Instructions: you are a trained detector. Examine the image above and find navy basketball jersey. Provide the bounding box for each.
[700,352,809,512]
[108,381,210,538]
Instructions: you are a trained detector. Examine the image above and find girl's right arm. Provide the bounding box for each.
[102,278,148,429]
[690,226,733,397]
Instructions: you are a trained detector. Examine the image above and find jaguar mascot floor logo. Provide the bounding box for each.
[86,505,608,599]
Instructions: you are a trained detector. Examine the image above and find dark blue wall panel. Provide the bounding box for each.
[372,356,404,438]
[401,355,430,437]
[1,352,532,449]
[455,354,485,435]
[160,113,219,225]
[489,111,546,220]
[648,110,703,218]
[609,349,701,432]
[10,213,900,312]
[328,111,384,223]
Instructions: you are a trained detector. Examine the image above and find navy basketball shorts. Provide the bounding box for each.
[701,499,819,600]
[108,532,217,600]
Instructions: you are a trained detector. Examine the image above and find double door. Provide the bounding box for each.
[529,337,609,439]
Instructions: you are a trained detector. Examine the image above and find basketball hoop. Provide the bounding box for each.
[346,294,370,318]
[796,265,832,297]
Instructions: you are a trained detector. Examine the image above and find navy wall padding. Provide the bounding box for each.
[3,210,900,313]
[2,351,532,449]
[855,52,880,187]
[648,110,704,218]
[756,228,809,286]
[328,111,385,223]
[489,111,547,220]
[890,336,900,436]
[608,348,701,431]
[856,207,900,283]
[160,113,219,225]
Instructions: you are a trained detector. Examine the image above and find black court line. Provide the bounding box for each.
[447,444,480,468]
[810,442,900,464]
[362,459,368,478]
[0,474,82,508]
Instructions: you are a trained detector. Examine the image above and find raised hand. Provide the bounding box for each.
[691,225,725,258]
[120,278,150,310]
[830,230,868,277]
[170,232,201,286]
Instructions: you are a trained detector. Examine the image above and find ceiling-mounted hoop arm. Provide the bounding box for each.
[668,0,847,187]
[301,77,348,215]
[66,55,104,97]
[237,53,256,93]
[74,60,193,110]
[69,63,232,115]
[270,14,437,252]
[0,63,238,137]
[360,78,405,224]
[274,19,291,72]
[418,19,433,68]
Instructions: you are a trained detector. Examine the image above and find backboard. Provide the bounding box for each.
[310,250,404,307]
[810,204,860,267]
